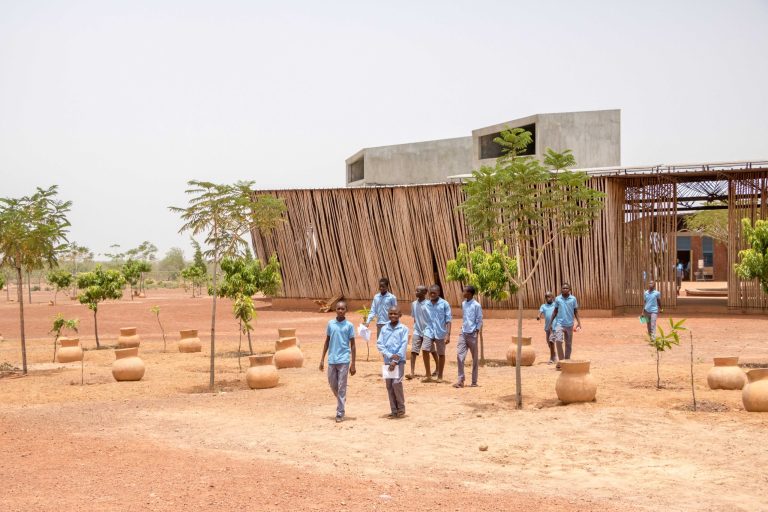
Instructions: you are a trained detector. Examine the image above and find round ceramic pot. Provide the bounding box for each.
[112,347,145,382]
[742,368,768,412]
[178,329,202,353]
[246,354,279,389]
[117,327,140,348]
[707,357,747,390]
[556,360,597,404]
[506,336,535,366]
[274,337,304,369]
[57,337,83,363]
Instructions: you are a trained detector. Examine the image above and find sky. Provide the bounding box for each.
[1,0,766,259]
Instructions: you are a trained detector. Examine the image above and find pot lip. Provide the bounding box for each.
[59,338,81,346]
[276,337,298,346]
[249,353,275,364]
[179,329,199,337]
[115,347,139,358]
[119,327,137,333]
[559,359,590,371]
[510,336,532,345]
[713,356,739,365]
[746,367,768,379]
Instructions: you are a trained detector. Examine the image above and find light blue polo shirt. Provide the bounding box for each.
[539,302,556,331]
[554,294,578,328]
[644,290,661,314]
[366,291,398,325]
[425,297,452,340]
[411,299,430,337]
[377,322,409,364]
[326,318,354,364]
[461,299,483,333]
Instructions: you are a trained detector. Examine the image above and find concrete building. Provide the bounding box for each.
[346,109,620,187]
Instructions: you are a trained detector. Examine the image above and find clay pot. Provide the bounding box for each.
[246,354,279,389]
[742,368,768,412]
[57,337,83,363]
[178,329,202,353]
[117,327,140,348]
[556,360,597,404]
[112,347,145,382]
[506,337,536,366]
[274,337,304,369]
[278,327,300,347]
[707,357,747,390]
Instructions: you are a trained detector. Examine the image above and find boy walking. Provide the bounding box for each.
[537,292,557,364]
[453,285,483,388]
[423,284,452,383]
[407,285,438,380]
[643,281,661,340]
[366,277,398,340]
[319,301,356,423]
[551,283,581,368]
[377,306,409,418]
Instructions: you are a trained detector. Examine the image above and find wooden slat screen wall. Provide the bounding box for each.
[251,180,619,309]
[728,172,768,309]
[619,177,677,309]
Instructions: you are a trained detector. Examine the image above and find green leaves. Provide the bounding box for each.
[76,265,126,311]
[47,269,74,290]
[735,218,768,294]
[50,313,79,336]
[215,253,282,299]
[446,242,519,301]
[649,317,687,352]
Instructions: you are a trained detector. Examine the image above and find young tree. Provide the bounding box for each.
[734,218,768,293]
[648,318,686,389]
[125,241,157,295]
[181,238,208,297]
[170,180,286,390]
[216,253,282,355]
[77,265,126,348]
[47,269,74,305]
[65,243,93,296]
[50,313,79,362]
[0,185,72,374]
[150,305,167,352]
[121,258,142,300]
[453,127,604,409]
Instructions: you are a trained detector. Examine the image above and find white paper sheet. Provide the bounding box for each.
[381,364,401,380]
[357,323,371,342]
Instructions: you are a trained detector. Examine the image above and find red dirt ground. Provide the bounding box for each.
[1,288,767,511]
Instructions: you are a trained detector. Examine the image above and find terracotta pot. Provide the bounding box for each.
[556,360,597,404]
[707,357,747,390]
[112,347,145,382]
[278,327,300,348]
[742,368,768,412]
[57,337,83,363]
[274,337,304,369]
[246,354,280,389]
[117,327,140,348]
[178,329,202,353]
[506,336,535,366]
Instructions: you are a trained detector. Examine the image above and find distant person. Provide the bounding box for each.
[643,281,661,341]
[685,261,691,281]
[423,284,452,383]
[453,285,483,388]
[365,277,398,340]
[537,291,557,364]
[550,283,581,369]
[407,285,438,380]
[319,301,356,423]
[676,260,684,295]
[377,306,408,418]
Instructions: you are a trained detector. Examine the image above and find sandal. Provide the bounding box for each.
[452,382,464,388]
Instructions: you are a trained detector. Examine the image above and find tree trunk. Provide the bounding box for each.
[689,332,697,411]
[129,284,134,300]
[237,320,243,372]
[246,329,253,355]
[656,351,660,389]
[27,270,32,304]
[515,293,523,409]
[93,309,100,348]
[52,334,59,363]
[17,266,28,374]
[209,259,218,391]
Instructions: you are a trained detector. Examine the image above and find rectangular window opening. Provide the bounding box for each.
[348,158,364,183]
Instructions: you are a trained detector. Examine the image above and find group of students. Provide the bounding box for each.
[318,277,483,422]
[535,283,582,368]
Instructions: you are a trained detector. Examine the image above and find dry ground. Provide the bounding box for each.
[1,288,767,511]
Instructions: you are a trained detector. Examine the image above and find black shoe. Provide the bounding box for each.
[335,415,343,423]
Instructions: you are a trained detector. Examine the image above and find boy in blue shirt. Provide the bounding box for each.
[319,301,356,423]
[551,283,581,368]
[365,277,398,340]
[407,285,438,380]
[642,281,661,340]
[377,306,409,418]
[536,292,557,364]
[423,284,452,383]
[453,285,483,388]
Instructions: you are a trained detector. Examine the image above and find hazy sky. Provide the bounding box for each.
[1,0,766,259]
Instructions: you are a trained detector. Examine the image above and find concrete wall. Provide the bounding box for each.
[472,109,621,170]
[346,136,473,186]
